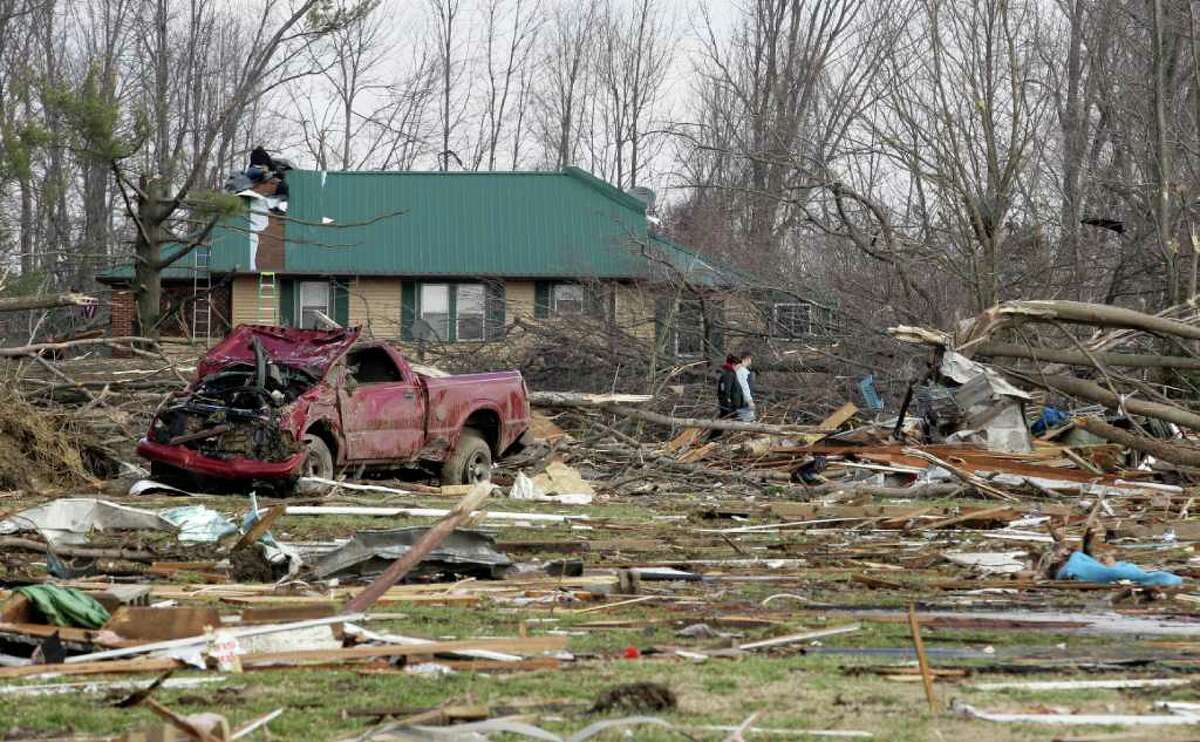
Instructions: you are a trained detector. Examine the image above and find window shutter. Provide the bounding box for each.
[534,281,551,319]
[653,296,673,357]
[447,283,458,343]
[401,280,417,340]
[706,299,725,358]
[585,283,606,318]
[332,279,350,326]
[279,278,295,327]
[485,281,506,340]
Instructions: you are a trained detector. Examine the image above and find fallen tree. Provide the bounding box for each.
[1074,417,1200,467]
[1006,372,1200,432]
[958,300,1200,347]
[0,292,97,313]
[973,341,1200,370]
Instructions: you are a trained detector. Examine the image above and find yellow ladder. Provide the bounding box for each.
[257,272,279,324]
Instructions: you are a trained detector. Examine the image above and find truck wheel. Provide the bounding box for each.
[441,428,492,485]
[301,434,334,482]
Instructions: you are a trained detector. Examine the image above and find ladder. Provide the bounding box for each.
[191,245,212,343]
[257,272,279,325]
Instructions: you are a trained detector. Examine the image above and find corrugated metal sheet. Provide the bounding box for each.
[98,168,740,287]
[284,168,649,277]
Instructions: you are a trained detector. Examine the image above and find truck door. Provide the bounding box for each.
[338,345,426,461]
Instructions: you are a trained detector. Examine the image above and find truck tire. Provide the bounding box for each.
[301,434,334,482]
[441,428,492,485]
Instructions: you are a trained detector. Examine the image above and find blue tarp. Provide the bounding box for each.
[1056,550,1183,587]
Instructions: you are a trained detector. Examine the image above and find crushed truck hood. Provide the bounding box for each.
[196,325,361,378]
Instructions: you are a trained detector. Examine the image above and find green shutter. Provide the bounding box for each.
[653,296,672,358]
[279,279,296,327]
[534,281,551,319]
[447,284,458,342]
[332,279,350,326]
[585,283,606,318]
[706,298,725,359]
[401,280,417,340]
[485,281,506,340]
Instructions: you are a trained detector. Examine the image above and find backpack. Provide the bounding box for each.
[717,367,744,411]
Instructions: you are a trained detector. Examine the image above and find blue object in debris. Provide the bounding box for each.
[1056,550,1183,587]
[859,374,884,411]
[1031,405,1070,435]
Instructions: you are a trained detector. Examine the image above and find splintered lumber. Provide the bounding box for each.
[0,537,156,562]
[342,482,491,614]
[1017,373,1200,431]
[608,404,812,435]
[285,505,584,523]
[0,657,181,680]
[66,614,365,664]
[972,341,1200,370]
[908,605,937,713]
[737,623,860,651]
[900,448,1018,502]
[1075,416,1200,466]
[818,402,859,431]
[230,505,285,552]
[240,636,567,667]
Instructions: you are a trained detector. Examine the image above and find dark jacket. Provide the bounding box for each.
[717,363,744,414]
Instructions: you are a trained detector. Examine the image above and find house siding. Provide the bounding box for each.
[615,283,656,340]
[227,275,680,350]
[232,276,272,326]
[349,277,404,338]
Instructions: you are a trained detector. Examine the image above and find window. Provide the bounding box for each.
[419,284,450,340]
[415,282,493,342]
[552,284,585,315]
[298,281,330,329]
[347,346,404,383]
[456,284,485,341]
[772,303,812,339]
[674,300,705,356]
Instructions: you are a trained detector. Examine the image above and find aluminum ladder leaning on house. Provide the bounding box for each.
[191,245,212,344]
[257,272,279,325]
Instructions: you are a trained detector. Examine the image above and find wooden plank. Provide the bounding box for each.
[0,657,180,680]
[920,506,1018,530]
[908,604,937,713]
[240,636,568,667]
[818,402,859,432]
[230,505,285,552]
[738,623,860,651]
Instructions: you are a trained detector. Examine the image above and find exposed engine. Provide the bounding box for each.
[150,341,315,462]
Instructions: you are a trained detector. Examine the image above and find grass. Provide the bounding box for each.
[2,482,1197,739]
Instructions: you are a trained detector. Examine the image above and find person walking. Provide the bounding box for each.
[735,349,755,422]
[709,354,743,440]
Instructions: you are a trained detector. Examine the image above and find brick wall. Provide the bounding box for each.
[111,290,134,336]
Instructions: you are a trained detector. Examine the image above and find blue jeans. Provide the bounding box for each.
[736,407,756,422]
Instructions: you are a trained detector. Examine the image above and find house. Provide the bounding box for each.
[99,166,834,357]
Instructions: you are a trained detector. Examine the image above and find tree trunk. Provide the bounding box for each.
[133,178,169,336]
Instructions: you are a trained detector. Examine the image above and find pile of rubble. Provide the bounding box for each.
[6,299,1200,737]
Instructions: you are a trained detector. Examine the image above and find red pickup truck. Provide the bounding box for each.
[138,325,531,492]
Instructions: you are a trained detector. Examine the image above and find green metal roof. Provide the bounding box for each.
[283,167,647,277]
[97,219,252,282]
[99,167,740,286]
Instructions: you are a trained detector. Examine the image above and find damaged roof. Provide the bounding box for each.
[100,167,737,285]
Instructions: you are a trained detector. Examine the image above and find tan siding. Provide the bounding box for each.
[505,280,535,320]
[614,283,656,340]
[231,276,273,327]
[350,277,404,339]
